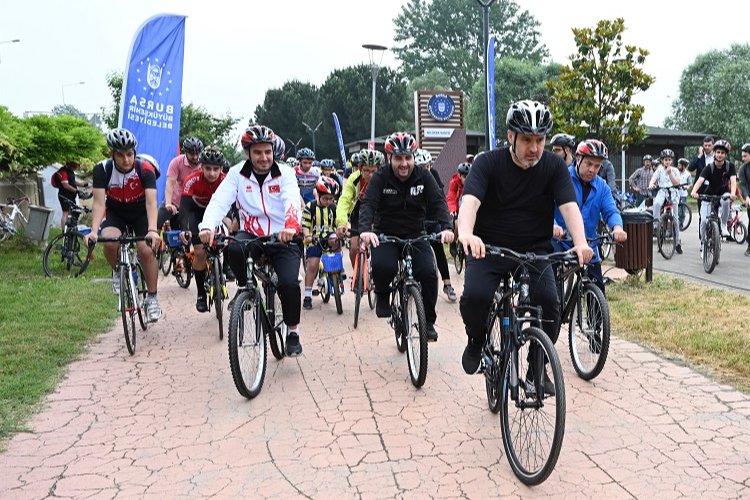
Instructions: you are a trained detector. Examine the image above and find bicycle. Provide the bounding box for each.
[224,233,300,399]
[698,194,730,274]
[157,221,173,276]
[678,199,692,231]
[596,218,613,261]
[478,245,570,485]
[451,215,466,274]
[314,235,345,316]
[555,236,612,380]
[727,203,747,245]
[163,230,193,288]
[655,186,680,260]
[42,204,94,278]
[379,234,437,388]
[352,236,373,328]
[203,234,229,340]
[96,233,151,355]
[0,196,29,241]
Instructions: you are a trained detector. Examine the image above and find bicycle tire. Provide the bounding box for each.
[212,257,224,340]
[454,246,465,274]
[569,283,611,380]
[367,255,375,310]
[597,220,612,261]
[485,312,503,413]
[703,221,720,273]
[657,213,676,260]
[173,248,192,288]
[121,267,137,355]
[320,270,331,303]
[331,273,343,315]
[227,290,266,399]
[501,326,565,486]
[353,258,364,328]
[135,263,148,331]
[679,202,692,231]
[732,222,747,245]
[159,245,171,276]
[393,288,407,353]
[266,285,286,360]
[404,284,428,388]
[42,231,91,278]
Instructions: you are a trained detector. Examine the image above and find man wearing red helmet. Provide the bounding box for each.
[359,132,454,342]
[199,125,304,356]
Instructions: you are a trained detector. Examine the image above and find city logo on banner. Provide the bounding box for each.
[427,94,455,121]
[126,56,176,130]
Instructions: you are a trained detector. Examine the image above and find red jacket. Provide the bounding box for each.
[446,173,464,213]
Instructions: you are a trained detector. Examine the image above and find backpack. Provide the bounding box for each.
[101,157,161,186]
[51,167,66,188]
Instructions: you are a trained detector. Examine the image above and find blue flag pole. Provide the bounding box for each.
[486,34,496,150]
[332,113,347,168]
[119,14,186,204]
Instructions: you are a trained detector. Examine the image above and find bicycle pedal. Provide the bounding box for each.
[312,290,320,296]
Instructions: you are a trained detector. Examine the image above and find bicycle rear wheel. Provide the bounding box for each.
[404,285,428,388]
[569,283,610,380]
[43,231,91,278]
[485,312,503,413]
[454,245,465,274]
[657,213,676,259]
[392,288,407,353]
[501,326,565,486]
[597,220,612,261]
[353,258,364,328]
[228,290,266,399]
[159,244,171,276]
[732,222,747,245]
[703,221,720,273]
[212,257,225,340]
[120,267,137,355]
[679,202,692,231]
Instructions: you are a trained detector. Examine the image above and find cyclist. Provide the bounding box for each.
[549,133,575,167]
[336,149,384,268]
[178,146,227,312]
[320,159,343,194]
[648,148,683,254]
[54,160,90,229]
[359,132,454,342]
[85,128,162,322]
[628,154,654,207]
[447,162,470,257]
[295,148,320,204]
[415,148,458,302]
[689,136,715,229]
[344,152,360,178]
[739,143,750,256]
[457,100,593,389]
[302,177,340,309]
[160,137,203,230]
[691,139,737,239]
[552,139,627,292]
[272,135,286,162]
[198,125,304,357]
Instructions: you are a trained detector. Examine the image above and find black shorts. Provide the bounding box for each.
[58,195,76,211]
[101,210,149,237]
[185,207,206,245]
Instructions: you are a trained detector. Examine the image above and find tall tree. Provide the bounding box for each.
[52,104,87,120]
[466,57,560,135]
[666,43,750,159]
[393,0,548,94]
[547,18,654,151]
[253,80,320,155]
[102,71,123,130]
[179,104,239,148]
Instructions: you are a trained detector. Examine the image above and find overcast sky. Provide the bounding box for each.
[1,0,748,133]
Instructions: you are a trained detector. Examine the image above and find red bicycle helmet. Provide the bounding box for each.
[384,132,417,155]
[241,125,276,149]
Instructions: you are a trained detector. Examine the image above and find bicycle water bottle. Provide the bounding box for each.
[132,268,138,286]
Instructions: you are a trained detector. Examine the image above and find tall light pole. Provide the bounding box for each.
[289,137,304,157]
[61,81,85,105]
[363,44,387,146]
[0,38,20,64]
[477,0,495,150]
[302,121,323,155]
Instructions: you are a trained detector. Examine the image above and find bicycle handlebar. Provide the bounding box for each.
[96,235,154,245]
[378,233,440,244]
[482,245,580,267]
[698,193,731,202]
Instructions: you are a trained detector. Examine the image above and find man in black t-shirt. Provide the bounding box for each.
[690,139,737,240]
[457,100,593,390]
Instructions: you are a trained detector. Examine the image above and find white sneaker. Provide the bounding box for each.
[721,226,730,238]
[112,269,120,295]
[143,296,162,322]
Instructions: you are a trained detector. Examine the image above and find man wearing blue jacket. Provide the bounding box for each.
[552,139,627,293]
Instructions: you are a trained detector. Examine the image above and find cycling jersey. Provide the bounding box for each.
[446,173,464,212]
[295,165,321,203]
[55,166,78,204]
[92,159,157,215]
[181,170,226,208]
[336,170,368,228]
[302,200,337,238]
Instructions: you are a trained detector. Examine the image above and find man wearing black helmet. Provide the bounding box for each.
[160,136,204,230]
[549,133,575,167]
[457,100,593,390]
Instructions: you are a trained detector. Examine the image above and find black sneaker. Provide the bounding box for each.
[675,244,683,255]
[461,339,483,374]
[376,294,391,318]
[196,296,208,313]
[524,368,556,397]
[426,323,438,342]
[286,332,302,357]
[443,284,458,302]
[303,296,313,310]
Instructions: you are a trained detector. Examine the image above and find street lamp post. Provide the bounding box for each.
[621,124,629,194]
[301,121,323,155]
[476,0,496,150]
[0,38,20,64]
[61,81,85,105]
[362,44,387,145]
[289,137,304,157]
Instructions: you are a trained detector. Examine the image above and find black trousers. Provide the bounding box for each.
[429,240,451,281]
[371,239,438,324]
[459,255,560,345]
[225,231,302,326]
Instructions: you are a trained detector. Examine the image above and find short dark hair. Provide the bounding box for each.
[703,135,715,143]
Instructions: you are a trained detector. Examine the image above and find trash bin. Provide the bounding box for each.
[25,205,54,243]
[615,210,653,279]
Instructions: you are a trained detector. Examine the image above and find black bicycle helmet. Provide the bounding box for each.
[550,133,575,149]
[199,146,226,166]
[106,128,137,152]
[182,136,204,154]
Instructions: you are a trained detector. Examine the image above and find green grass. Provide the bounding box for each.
[608,274,750,392]
[0,232,117,449]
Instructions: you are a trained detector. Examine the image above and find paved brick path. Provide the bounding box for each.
[2,267,749,498]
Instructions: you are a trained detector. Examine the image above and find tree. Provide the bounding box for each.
[253,80,321,155]
[52,104,87,120]
[102,71,123,130]
[666,43,750,159]
[407,68,453,95]
[547,18,654,151]
[393,0,548,94]
[466,57,561,134]
[0,107,32,179]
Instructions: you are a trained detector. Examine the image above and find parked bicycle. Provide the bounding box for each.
[96,233,151,355]
[42,204,94,278]
[698,194,731,274]
[223,233,300,400]
[379,234,438,388]
[0,196,29,241]
[478,245,570,485]
[313,235,345,315]
[352,236,374,329]
[727,203,747,245]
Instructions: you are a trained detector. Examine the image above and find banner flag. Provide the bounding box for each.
[119,14,186,203]
[332,113,347,167]
[486,34,496,150]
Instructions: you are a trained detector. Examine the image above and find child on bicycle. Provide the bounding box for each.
[302,177,340,309]
[648,149,683,254]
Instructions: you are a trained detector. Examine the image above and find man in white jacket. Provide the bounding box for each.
[199,125,304,356]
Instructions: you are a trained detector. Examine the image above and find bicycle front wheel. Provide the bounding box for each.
[679,202,692,231]
[367,255,375,310]
[173,248,192,288]
[228,290,266,399]
[404,285,428,388]
[569,283,610,380]
[657,214,676,260]
[42,231,91,278]
[501,326,565,486]
[597,220,612,261]
[353,259,364,328]
[120,267,137,355]
[732,222,747,245]
[331,273,343,315]
[212,257,225,340]
[454,246,465,274]
[703,221,720,273]
[485,312,503,413]
[159,245,171,276]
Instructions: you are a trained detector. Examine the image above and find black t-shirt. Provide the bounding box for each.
[699,161,736,195]
[463,147,576,252]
